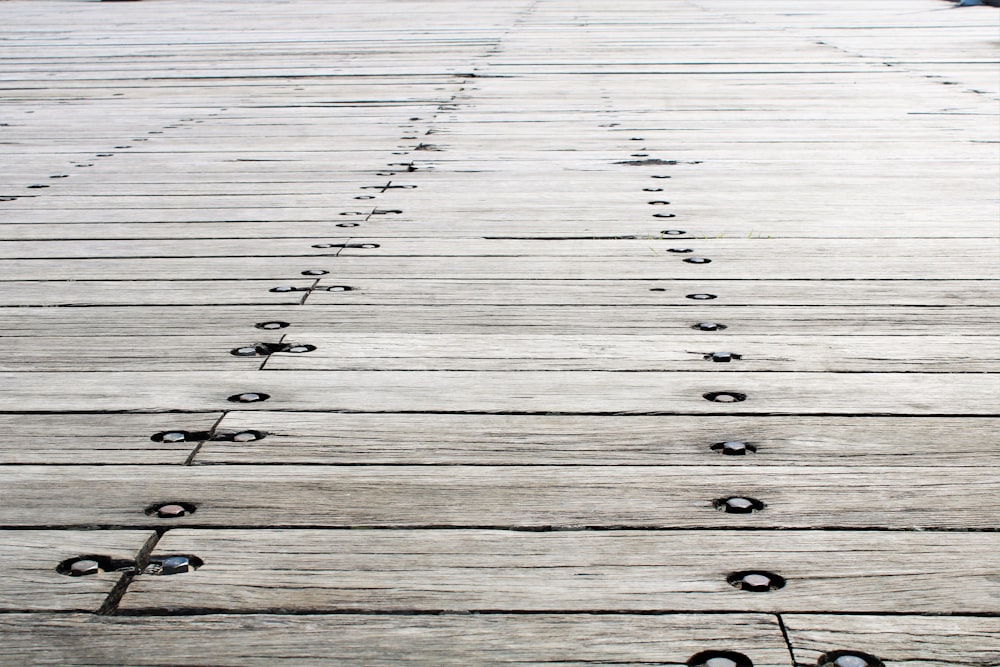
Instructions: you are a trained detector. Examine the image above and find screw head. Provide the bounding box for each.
[323,285,354,292]
[232,431,261,442]
[661,229,685,235]
[157,556,193,575]
[668,248,694,253]
[301,269,328,276]
[284,345,314,354]
[648,200,670,205]
[693,322,726,331]
[653,213,676,218]
[687,651,753,667]
[706,352,741,363]
[232,346,263,357]
[159,431,188,443]
[255,321,289,330]
[727,570,785,592]
[228,392,269,403]
[269,286,297,293]
[69,559,102,576]
[711,441,756,456]
[714,497,764,514]
[704,391,747,403]
[819,652,884,667]
[687,293,717,300]
[684,257,712,264]
[155,504,190,518]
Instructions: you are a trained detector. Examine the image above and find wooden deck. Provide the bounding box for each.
[1,0,998,664]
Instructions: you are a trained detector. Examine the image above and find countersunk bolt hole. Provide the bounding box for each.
[726,570,785,592]
[145,502,197,519]
[710,441,756,456]
[687,650,754,667]
[713,496,765,514]
[704,391,747,403]
[144,555,204,576]
[57,555,135,577]
[818,652,884,667]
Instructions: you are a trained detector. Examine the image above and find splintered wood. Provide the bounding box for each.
[0,0,997,665]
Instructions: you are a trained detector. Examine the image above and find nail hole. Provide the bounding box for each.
[651,175,671,179]
[49,174,69,179]
[653,213,676,218]
[726,570,785,592]
[667,248,693,253]
[643,188,664,192]
[710,441,756,456]
[145,502,197,519]
[649,288,667,292]
[704,391,746,403]
[354,196,375,200]
[818,652,885,667]
[144,555,203,576]
[713,497,765,514]
[228,393,270,403]
[648,201,670,205]
[214,430,267,443]
[255,321,289,330]
[684,257,711,264]
[704,352,741,363]
[151,430,211,443]
[336,223,361,227]
[693,322,727,331]
[27,184,49,189]
[687,650,754,667]
[686,293,717,300]
[57,555,135,577]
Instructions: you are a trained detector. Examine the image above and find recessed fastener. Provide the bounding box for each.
[354,195,375,200]
[711,441,757,456]
[693,322,727,331]
[145,555,203,576]
[284,344,315,354]
[255,321,289,330]
[653,213,676,218]
[321,285,354,292]
[661,230,685,236]
[818,652,884,667]
[157,431,188,443]
[651,175,671,179]
[231,431,263,442]
[686,293,717,300]
[704,391,746,403]
[228,392,269,403]
[336,223,360,227]
[714,497,765,514]
[668,248,694,253]
[49,174,69,178]
[232,345,266,357]
[69,559,102,576]
[705,352,741,363]
[648,200,670,205]
[301,269,328,276]
[146,502,196,519]
[687,651,754,667]
[685,257,711,264]
[27,184,49,189]
[727,570,785,592]
[643,187,663,192]
[269,286,301,293]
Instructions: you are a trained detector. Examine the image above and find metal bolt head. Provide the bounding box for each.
[301,269,328,276]
[715,497,764,514]
[160,431,188,443]
[687,293,717,300]
[706,352,741,363]
[667,248,694,253]
[156,504,188,518]
[712,441,756,456]
[727,570,785,592]
[653,213,676,218]
[159,556,192,575]
[69,559,102,576]
[229,392,269,403]
[693,322,726,331]
[285,345,313,354]
[704,391,747,403]
[819,652,884,667]
[255,321,289,330]
[269,286,296,293]
[661,229,685,235]
[232,431,260,442]
[233,346,262,357]
[684,257,711,264]
[687,651,753,667]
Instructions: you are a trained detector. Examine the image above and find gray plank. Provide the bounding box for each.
[0,613,792,667]
[0,530,153,612]
[0,413,220,464]
[784,614,1000,667]
[0,370,995,414]
[203,413,1000,467]
[1,465,995,530]
[119,529,1000,614]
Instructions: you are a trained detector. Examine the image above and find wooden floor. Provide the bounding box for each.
[1,0,998,664]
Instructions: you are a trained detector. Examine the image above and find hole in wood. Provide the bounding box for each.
[693,322,727,331]
[255,321,290,330]
[726,570,785,592]
[145,502,197,519]
[228,393,270,403]
[713,497,765,514]
[661,230,686,235]
[687,651,754,667]
[818,652,884,667]
[57,555,135,577]
[213,430,267,443]
[704,391,747,403]
[144,555,203,576]
[151,430,211,443]
[710,441,756,456]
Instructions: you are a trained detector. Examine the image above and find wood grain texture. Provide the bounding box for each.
[0,531,152,612]
[0,370,996,414]
[4,464,996,530]
[0,613,793,667]
[120,529,1000,614]
[783,614,1000,667]
[0,413,218,464]
[203,413,1000,467]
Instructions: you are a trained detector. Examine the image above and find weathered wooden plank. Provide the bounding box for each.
[2,465,995,530]
[0,530,153,612]
[119,529,1000,614]
[0,370,995,414]
[783,614,1000,667]
[0,413,219,464]
[0,305,992,337]
[265,333,999,372]
[0,280,313,306]
[203,413,999,467]
[2,333,994,373]
[0,613,793,667]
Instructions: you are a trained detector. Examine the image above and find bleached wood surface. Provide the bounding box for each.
[0,0,996,663]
